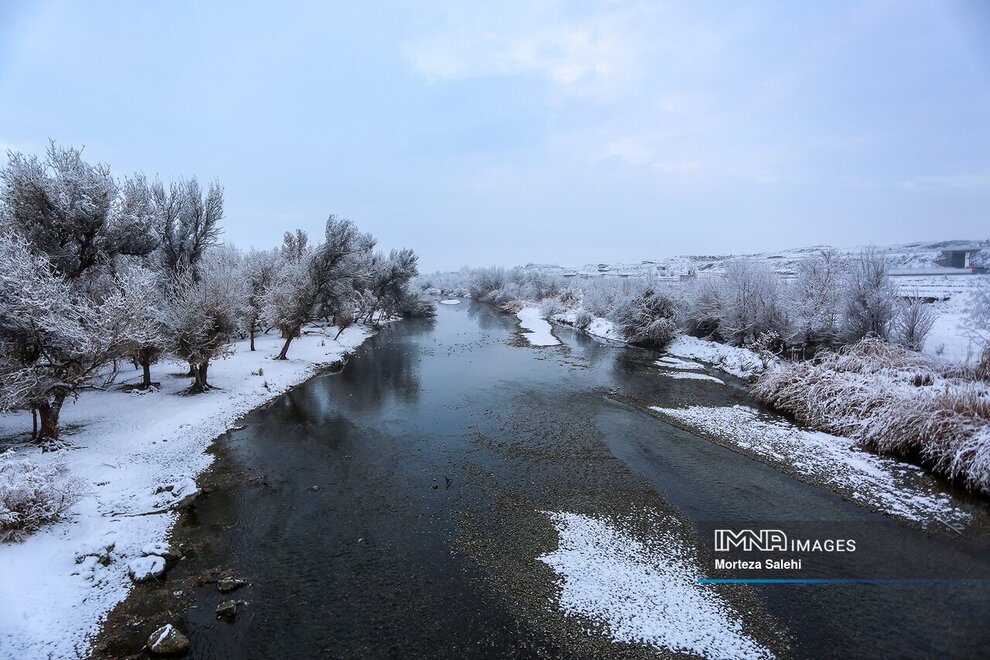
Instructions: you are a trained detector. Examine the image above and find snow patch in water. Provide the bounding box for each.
[517,307,560,346]
[655,356,704,370]
[539,511,772,659]
[658,371,725,385]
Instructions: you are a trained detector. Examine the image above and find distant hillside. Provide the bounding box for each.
[523,239,989,279]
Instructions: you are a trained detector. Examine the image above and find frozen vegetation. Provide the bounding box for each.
[420,245,990,500]
[0,327,374,657]
[0,143,432,656]
[650,404,969,528]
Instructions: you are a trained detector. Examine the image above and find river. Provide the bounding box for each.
[95,301,990,659]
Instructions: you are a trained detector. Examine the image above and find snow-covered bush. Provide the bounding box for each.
[681,275,725,338]
[842,247,897,342]
[396,289,437,318]
[892,295,936,352]
[718,260,792,346]
[0,452,86,542]
[574,309,593,329]
[790,249,845,353]
[615,288,678,349]
[468,267,506,301]
[753,337,990,493]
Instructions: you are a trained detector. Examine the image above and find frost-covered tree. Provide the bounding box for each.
[162,247,247,391]
[261,218,375,360]
[241,248,278,351]
[0,230,159,442]
[892,294,937,352]
[364,248,420,321]
[152,176,223,277]
[790,249,846,353]
[843,247,897,342]
[260,231,318,360]
[1,143,158,280]
[718,260,790,346]
[310,216,376,318]
[964,275,990,378]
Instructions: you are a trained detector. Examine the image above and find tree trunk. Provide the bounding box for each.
[250,324,256,352]
[31,406,38,439]
[36,394,66,443]
[141,361,153,389]
[190,362,206,392]
[334,326,345,341]
[277,335,293,360]
[199,361,209,388]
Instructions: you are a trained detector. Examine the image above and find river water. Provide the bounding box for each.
[98,301,990,659]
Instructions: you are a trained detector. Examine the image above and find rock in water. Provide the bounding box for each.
[218,577,247,593]
[142,542,182,562]
[216,600,239,619]
[171,478,201,508]
[147,624,189,656]
[128,555,166,582]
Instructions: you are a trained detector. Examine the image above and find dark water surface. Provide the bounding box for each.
[159,302,989,659]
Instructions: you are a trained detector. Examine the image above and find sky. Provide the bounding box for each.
[1,1,988,271]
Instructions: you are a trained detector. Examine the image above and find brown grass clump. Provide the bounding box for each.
[752,337,990,494]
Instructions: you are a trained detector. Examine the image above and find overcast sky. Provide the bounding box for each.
[1,1,988,271]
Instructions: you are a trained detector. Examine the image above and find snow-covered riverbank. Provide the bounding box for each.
[0,324,374,659]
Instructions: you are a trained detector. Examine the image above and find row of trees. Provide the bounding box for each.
[0,143,430,444]
[436,247,965,357]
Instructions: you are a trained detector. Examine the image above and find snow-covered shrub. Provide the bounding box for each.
[615,289,678,349]
[753,337,990,493]
[681,275,725,338]
[0,452,86,542]
[892,295,936,352]
[575,310,593,330]
[964,276,990,381]
[718,260,792,346]
[468,267,506,301]
[396,289,437,318]
[842,247,897,342]
[790,249,845,353]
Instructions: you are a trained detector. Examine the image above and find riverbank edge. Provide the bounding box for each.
[501,301,986,531]
[0,323,382,660]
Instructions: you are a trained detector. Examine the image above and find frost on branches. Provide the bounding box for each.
[0,146,167,447]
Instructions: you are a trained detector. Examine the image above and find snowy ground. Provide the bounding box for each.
[551,310,625,342]
[909,275,986,364]
[650,404,970,530]
[539,511,772,659]
[665,335,770,379]
[0,325,374,659]
[516,306,561,346]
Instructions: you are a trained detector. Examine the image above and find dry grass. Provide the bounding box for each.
[752,337,990,494]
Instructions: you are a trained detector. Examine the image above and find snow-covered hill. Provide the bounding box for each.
[523,239,989,280]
